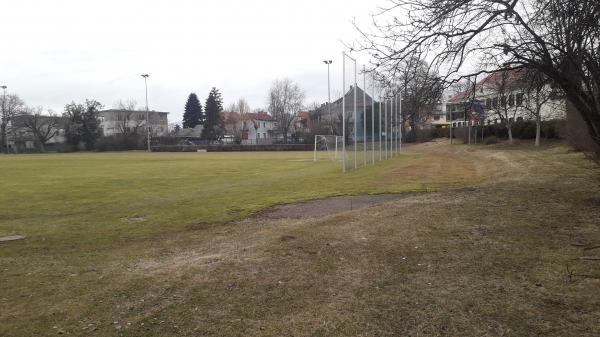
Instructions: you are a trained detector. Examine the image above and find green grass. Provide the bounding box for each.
[1,141,599,336]
[0,151,427,253]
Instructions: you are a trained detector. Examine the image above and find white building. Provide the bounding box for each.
[446,69,565,128]
[223,112,276,145]
[99,109,169,137]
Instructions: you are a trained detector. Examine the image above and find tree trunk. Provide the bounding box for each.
[508,124,513,144]
[535,115,541,147]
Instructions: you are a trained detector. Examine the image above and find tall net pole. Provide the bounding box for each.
[384,96,388,159]
[379,97,382,161]
[399,92,403,152]
[363,65,367,167]
[395,94,399,154]
[342,53,346,173]
[391,94,394,157]
[371,72,375,164]
[354,62,358,170]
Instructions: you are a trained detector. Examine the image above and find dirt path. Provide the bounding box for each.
[254,193,417,220]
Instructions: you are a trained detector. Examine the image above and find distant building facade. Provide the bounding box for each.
[446,69,565,128]
[222,111,276,145]
[6,114,67,152]
[99,109,169,137]
[311,86,379,141]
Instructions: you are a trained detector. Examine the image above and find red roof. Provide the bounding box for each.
[221,111,275,122]
[242,112,274,121]
[297,111,310,119]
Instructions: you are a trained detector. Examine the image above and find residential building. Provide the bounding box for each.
[446,69,565,128]
[222,111,276,145]
[311,85,378,141]
[6,114,67,152]
[99,109,169,137]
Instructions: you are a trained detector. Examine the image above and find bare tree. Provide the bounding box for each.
[115,99,138,111]
[1,94,26,153]
[488,70,523,144]
[354,0,600,151]
[267,78,305,143]
[227,98,251,115]
[521,70,562,146]
[396,57,444,141]
[114,99,144,135]
[20,107,61,152]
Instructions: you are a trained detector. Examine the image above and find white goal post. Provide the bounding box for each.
[313,135,344,162]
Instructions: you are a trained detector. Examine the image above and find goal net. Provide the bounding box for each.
[313,135,344,162]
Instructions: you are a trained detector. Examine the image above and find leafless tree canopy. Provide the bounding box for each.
[21,107,60,152]
[355,0,600,146]
[0,94,26,153]
[227,98,252,115]
[267,78,305,143]
[114,99,138,111]
[397,57,444,140]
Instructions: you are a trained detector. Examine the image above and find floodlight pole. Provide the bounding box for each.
[323,60,333,134]
[1,85,6,154]
[141,74,150,152]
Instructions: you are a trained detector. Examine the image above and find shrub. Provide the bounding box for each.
[483,136,499,145]
[95,134,146,152]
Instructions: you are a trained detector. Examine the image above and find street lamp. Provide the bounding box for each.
[323,60,333,134]
[141,74,150,152]
[1,86,6,154]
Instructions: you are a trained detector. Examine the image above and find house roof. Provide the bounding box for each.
[332,85,375,105]
[221,111,275,122]
[297,111,310,119]
[100,109,169,114]
[448,69,530,103]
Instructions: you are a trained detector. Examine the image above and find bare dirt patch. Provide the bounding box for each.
[254,193,418,220]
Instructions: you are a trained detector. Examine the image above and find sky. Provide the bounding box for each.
[0,0,383,124]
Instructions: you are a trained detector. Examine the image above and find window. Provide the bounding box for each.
[492,97,498,109]
[508,94,515,107]
[516,93,524,106]
[500,96,507,108]
[486,98,492,109]
[263,122,266,128]
[257,133,261,139]
[434,115,440,121]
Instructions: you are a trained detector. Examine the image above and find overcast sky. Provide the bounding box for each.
[0,0,382,124]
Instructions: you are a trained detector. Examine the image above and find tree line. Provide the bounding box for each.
[353,0,600,154]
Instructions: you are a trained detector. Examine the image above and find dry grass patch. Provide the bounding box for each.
[1,141,599,336]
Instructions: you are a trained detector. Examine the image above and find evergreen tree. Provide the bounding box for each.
[182,93,203,128]
[201,88,224,141]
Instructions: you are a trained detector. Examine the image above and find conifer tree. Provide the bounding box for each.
[182,93,203,128]
[201,88,224,140]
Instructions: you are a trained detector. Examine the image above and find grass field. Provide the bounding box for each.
[1,141,600,336]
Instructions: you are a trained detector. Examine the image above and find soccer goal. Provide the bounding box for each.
[314,135,344,162]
